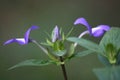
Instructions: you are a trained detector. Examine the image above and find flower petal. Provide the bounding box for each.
[24,25,39,43]
[92,25,110,37]
[74,17,92,35]
[4,38,26,45]
[96,25,110,31]
[4,25,39,45]
[52,25,60,42]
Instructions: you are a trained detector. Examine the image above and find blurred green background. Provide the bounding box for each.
[0,0,120,80]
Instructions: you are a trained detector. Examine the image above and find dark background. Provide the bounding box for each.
[0,0,120,80]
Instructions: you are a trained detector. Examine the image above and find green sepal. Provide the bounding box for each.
[62,32,65,41]
[53,40,64,51]
[53,50,67,56]
[105,43,117,64]
[46,50,60,62]
[67,44,75,58]
[46,39,53,46]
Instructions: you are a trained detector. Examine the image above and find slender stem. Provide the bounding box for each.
[59,56,68,80]
[32,40,48,54]
[74,31,88,47]
[32,40,59,62]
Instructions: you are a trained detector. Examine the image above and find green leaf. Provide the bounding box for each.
[75,50,94,57]
[8,59,54,70]
[99,27,120,52]
[67,37,101,53]
[93,66,120,80]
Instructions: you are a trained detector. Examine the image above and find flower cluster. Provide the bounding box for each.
[4,17,111,65]
[4,17,110,46]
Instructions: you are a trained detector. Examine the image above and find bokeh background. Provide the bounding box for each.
[0,0,120,80]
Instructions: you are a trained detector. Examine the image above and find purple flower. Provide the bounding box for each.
[74,17,110,37]
[52,25,61,42]
[91,25,110,37]
[4,25,39,45]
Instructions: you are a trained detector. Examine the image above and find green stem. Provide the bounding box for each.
[59,56,68,80]
[32,40,59,62]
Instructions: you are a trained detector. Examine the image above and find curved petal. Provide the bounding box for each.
[74,17,92,35]
[92,25,110,37]
[4,38,26,45]
[24,25,39,43]
[92,29,104,37]
[96,25,110,31]
[4,39,15,45]
[52,25,60,42]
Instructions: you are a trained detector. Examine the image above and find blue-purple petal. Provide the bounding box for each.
[92,29,104,37]
[4,39,15,45]
[24,25,39,43]
[74,18,110,38]
[96,25,110,31]
[4,25,39,45]
[74,17,92,35]
[92,25,110,37]
[4,38,26,45]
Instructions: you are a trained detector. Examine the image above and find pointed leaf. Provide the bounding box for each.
[75,50,94,57]
[67,37,101,53]
[8,59,54,70]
